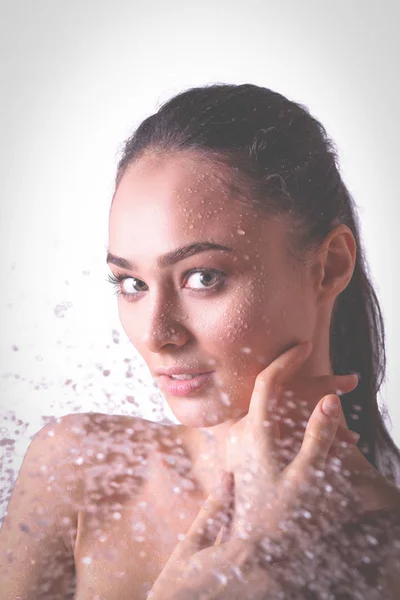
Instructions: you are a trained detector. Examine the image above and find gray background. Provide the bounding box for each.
[1,0,399,517]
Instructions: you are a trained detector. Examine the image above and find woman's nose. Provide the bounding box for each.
[142,300,190,353]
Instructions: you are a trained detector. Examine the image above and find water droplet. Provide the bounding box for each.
[220,392,231,406]
[215,572,228,585]
[366,534,378,546]
[54,304,67,318]
[361,555,371,564]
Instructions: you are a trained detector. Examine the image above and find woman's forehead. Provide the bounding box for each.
[108,155,291,269]
[110,155,277,236]
[113,154,235,212]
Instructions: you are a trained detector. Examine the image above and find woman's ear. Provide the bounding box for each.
[312,225,356,301]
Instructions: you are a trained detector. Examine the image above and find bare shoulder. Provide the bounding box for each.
[0,414,84,599]
[66,413,182,515]
[68,411,175,461]
[0,413,177,599]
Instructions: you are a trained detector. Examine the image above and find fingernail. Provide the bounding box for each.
[346,430,360,444]
[322,395,340,417]
[217,470,227,493]
[219,470,233,492]
[220,470,228,485]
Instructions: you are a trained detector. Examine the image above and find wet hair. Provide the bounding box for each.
[113,83,400,485]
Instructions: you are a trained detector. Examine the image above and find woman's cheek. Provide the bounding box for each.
[216,288,272,348]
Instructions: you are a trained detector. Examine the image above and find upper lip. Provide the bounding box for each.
[154,366,214,377]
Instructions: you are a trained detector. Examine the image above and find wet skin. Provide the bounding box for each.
[108,150,361,490]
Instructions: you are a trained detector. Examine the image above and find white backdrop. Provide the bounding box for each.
[1,0,399,518]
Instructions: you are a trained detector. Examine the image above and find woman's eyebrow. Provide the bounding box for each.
[106,242,233,271]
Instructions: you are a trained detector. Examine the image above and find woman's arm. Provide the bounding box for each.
[0,414,82,599]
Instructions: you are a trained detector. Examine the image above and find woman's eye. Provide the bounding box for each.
[107,273,148,300]
[184,270,223,290]
[121,277,148,294]
[107,269,225,302]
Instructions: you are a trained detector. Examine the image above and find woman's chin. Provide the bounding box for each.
[164,393,246,428]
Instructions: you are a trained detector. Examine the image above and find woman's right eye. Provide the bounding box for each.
[107,273,148,301]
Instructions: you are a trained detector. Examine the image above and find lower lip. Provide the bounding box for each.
[157,372,214,397]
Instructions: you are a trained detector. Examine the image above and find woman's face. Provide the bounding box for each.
[108,153,319,427]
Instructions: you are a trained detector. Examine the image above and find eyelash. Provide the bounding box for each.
[106,268,226,302]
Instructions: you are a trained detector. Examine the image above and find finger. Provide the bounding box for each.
[316,373,359,396]
[335,423,360,446]
[292,394,341,471]
[286,373,359,401]
[248,341,313,446]
[195,538,255,587]
[183,471,234,555]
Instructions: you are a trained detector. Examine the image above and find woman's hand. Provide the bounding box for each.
[224,340,360,549]
[148,472,272,600]
[148,340,360,599]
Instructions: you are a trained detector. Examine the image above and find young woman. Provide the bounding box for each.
[1,83,400,599]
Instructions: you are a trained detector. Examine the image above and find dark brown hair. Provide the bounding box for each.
[114,83,400,485]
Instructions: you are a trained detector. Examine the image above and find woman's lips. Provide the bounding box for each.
[157,372,214,397]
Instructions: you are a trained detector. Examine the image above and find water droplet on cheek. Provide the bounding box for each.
[219,392,231,406]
